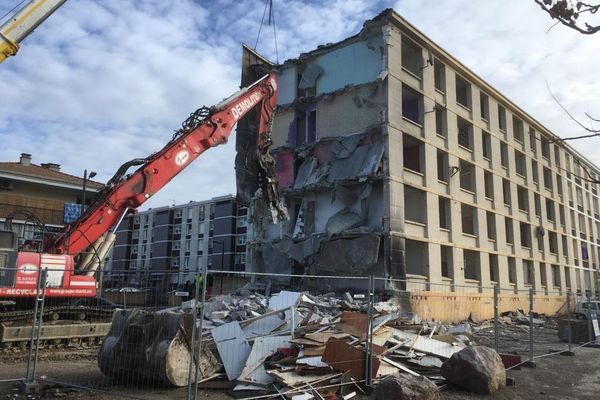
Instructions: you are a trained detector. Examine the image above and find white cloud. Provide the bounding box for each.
[1,0,599,212]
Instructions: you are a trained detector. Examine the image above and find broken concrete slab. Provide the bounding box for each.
[441,346,506,394]
[375,327,465,359]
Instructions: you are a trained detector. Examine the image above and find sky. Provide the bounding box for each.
[0,0,599,209]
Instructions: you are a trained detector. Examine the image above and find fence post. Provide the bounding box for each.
[192,267,209,400]
[365,275,374,386]
[187,273,203,400]
[524,288,536,367]
[493,284,499,353]
[587,293,593,344]
[22,268,48,393]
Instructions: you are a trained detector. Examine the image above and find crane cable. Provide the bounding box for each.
[254,0,279,63]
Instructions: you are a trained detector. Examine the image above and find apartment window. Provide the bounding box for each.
[520,222,531,248]
[534,193,541,216]
[517,185,529,212]
[543,167,553,191]
[540,263,547,287]
[174,225,182,234]
[546,198,555,221]
[185,240,191,251]
[175,209,183,219]
[489,254,499,282]
[405,186,427,224]
[537,227,544,251]
[531,160,539,184]
[503,179,511,206]
[173,242,180,250]
[508,257,516,283]
[554,146,561,167]
[549,231,558,254]
[480,92,490,120]
[197,239,204,250]
[576,187,584,210]
[434,59,445,91]
[461,203,477,235]
[187,207,194,220]
[484,171,494,199]
[486,211,496,240]
[541,137,550,159]
[435,104,447,137]
[459,160,475,192]
[505,217,514,244]
[559,205,566,226]
[198,221,205,234]
[405,239,428,276]
[463,249,479,280]
[457,117,473,150]
[293,108,317,146]
[523,260,534,285]
[441,245,452,278]
[556,174,563,196]
[455,75,471,109]
[552,265,561,287]
[401,37,422,77]
[512,116,524,143]
[186,223,192,235]
[402,85,423,124]
[237,216,248,227]
[236,235,246,246]
[437,149,449,182]
[482,132,492,160]
[500,142,509,168]
[515,150,526,178]
[529,128,536,153]
[184,256,190,269]
[403,134,424,173]
[498,105,507,131]
[439,197,450,229]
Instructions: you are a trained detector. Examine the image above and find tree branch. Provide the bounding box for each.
[534,0,600,34]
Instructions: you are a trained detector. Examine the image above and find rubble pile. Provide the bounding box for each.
[192,289,507,398]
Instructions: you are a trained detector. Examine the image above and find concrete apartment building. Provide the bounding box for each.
[107,195,249,290]
[243,9,600,318]
[0,153,103,245]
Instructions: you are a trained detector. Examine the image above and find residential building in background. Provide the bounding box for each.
[106,194,248,291]
[242,9,600,318]
[0,153,103,246]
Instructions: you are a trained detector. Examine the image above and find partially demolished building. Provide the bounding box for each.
[238,9,600,315]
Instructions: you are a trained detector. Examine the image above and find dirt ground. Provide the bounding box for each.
[1,345,599,400]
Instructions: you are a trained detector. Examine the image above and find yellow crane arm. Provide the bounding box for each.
[0,0,66,63]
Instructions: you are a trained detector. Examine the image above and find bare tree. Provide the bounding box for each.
[534,0,600,34]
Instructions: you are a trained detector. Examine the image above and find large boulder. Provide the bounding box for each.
[441,346,506,394]
[374,374,440,400]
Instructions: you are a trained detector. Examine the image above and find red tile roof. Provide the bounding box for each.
[0,162,104,188]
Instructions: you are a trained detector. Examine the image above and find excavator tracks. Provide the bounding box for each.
[0,306,115,352]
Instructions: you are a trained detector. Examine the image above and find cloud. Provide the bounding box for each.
[1,0,599,212]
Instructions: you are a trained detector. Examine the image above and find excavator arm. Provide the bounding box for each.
[47,72,287,257]
[0,0,67,63]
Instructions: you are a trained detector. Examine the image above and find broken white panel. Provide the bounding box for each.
[211,321,251,381]
[292,393,314,400]
[378,327,465,359]
[296,356,329,368]
[242,313,287,338]
[269,291,304,332]
[238,335,291,385]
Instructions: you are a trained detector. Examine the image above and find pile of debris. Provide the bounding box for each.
[192,290,506,398]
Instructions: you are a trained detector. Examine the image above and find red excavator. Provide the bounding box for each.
[0,71,285,300]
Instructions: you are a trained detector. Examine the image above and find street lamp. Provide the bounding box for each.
[82,169,97,211]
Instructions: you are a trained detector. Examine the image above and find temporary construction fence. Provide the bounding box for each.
[1,268,599,399]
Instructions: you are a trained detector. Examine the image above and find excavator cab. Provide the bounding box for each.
[0,230,17,287]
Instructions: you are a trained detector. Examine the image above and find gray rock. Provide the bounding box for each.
[441,346,506,394]
[374,374,440,400]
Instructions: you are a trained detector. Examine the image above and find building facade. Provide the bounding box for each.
[0,153,103,246]
[245,9,600,302]
[107,195,248,290]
